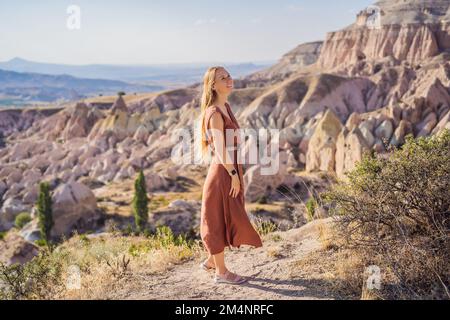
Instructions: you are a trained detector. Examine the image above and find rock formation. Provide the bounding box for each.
[0,0,449,250]
[318,0,450,72]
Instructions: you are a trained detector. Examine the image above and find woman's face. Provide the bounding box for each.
[213,68,233,95]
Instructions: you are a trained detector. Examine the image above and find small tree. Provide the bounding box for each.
[132,169,149,233]
[37,182,53,245]
[117,91,126,97]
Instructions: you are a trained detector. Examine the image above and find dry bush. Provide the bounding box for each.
[323,129,450,299]
[1,225,203,299]
[0,249,66,300]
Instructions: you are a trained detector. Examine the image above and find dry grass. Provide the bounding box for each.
[266,246,284,258]
[57,229,203,299]
[0,226,203,300]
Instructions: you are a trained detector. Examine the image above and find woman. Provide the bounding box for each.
[198,66,263,284]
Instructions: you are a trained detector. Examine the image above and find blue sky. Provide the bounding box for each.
[0,0,374,65]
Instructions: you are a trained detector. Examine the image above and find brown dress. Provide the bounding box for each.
[200,102,263,255]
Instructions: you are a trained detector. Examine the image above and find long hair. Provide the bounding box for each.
[199,66,223,160]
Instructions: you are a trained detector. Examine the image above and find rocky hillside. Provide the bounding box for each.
[245,41,323,84]
[318,0,450,71]
[1,0,449,268]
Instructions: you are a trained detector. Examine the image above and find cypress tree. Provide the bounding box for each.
[37,181,53,244]
[132,169,149,233]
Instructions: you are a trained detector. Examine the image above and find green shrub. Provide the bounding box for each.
[154,225,189,248]
[305,197,318,222]
[0,251,64,300]
[253,217,279,236]
[324,129,450,299]
[79,234,90,245]
[15,212,32,229]
[34,239,48,247]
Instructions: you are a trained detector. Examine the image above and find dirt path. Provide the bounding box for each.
[110,219,336,300]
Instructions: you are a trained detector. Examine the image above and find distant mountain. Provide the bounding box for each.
[0,58,273,87]
[0,68,162,105]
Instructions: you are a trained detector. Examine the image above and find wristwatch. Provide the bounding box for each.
[229,169,237,176]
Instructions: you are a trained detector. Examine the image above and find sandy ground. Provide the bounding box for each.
[109,218,336,300]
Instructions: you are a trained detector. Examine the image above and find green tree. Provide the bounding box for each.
[132,169,149,233]
[37,182,53,244]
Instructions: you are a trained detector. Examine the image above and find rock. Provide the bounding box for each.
[373,138,386,153]
[359,125,375,147]
[359,118,376,133]
[432,110,450,135]
[20,220,41,242]
[401,103,423,124]
[150,210,195,236]
[6,169,22,188]
[145,173,169,191]
[114,166,134,180]
[88,96,132,141]
[9,141,34,161]
[335,127,371,180]
[0,198,29,231]
[0,167,15,180]
[244,151,289,202]
[48,147,68,162]
[0,180,6,198]
[3,183,24,200]
[51,182,100,238]
[374,119,394,141]
[129,145,150,166]
[0,232,40,266]
[22,186,38,204]
[345,112,361,130]
[23,168,42,189]
[168,199,195,210]
[133,125,150,143]
[388,103,403,127]
[416,112,437,137]
[147,131,162,149]
[164,167,178,180]
[298,153,306,164]
[247,41,323,81]
[306,109,343,172]
[317,1,447,70]
[62,102,99,140]
[281,126,303,146]
[286,149,298,168]
[31,155,51,172]
[390,120,413,146]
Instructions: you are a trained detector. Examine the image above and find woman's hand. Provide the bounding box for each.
[229,174,241,198]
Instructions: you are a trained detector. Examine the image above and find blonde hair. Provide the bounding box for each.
[199,66,224,159]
